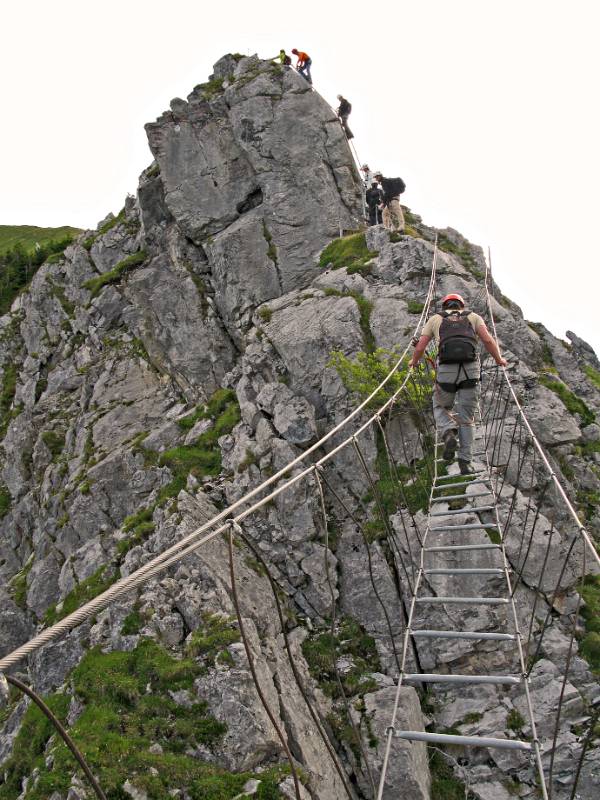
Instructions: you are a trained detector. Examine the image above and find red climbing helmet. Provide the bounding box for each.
[442,293,465,308]
[291,48,299,54]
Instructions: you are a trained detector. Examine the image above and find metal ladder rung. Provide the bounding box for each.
[410,629,515,641]
[431,492,492,502]
[424,568,505,576]
[425,543,500,552]
[431,522,499,531]
[435,460,487,467]
[402,673,521,686]
[415,596,509,605]
[392,730,531,751]
[436,470,486,481]
[430,505,496,517]
[433,478,490,490]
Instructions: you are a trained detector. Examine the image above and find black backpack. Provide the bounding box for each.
[384,177,406,197]
[283,55,292,65]
[438,310,478,364]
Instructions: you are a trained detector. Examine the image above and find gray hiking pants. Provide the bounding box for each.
[433,362,481,461]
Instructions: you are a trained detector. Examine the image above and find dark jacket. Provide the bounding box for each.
[366,186,383,208]
[338,98,351,116]
[379,176,406,203]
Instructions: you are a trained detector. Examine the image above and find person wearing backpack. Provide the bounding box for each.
[336,95,353,139]
[373,171,406,233]
[408,293,507,474]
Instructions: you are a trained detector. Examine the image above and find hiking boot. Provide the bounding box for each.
[458,459,475,475]
[442,429,458,461]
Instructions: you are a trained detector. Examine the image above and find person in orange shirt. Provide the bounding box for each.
[291,49,312,84]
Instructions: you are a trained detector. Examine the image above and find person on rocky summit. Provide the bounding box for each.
[276,49,292,65]
[409,293,508,474]
[291,48,312,84]
[373,171,406,233]
[336,94,353,139]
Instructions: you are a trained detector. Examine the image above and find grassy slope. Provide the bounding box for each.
[0,225,81,254]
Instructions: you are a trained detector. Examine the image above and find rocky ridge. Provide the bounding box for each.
[1,54,599,800]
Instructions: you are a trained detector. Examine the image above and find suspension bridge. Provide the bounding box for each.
[1,238,598,800]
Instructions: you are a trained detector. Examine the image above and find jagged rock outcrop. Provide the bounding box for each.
[1,54,600,800]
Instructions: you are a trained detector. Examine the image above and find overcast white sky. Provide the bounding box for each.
[2,0,598,355]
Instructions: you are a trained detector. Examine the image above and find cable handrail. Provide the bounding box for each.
[0,240,439,673]
[484,250,600,570]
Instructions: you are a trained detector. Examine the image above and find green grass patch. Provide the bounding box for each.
[196,76,226,100]
[41,430,65,461]
[584,365,600,391]
[429,749,471,800]
[134,389,240,514]
[258,305,273,323]
[186,614,240,666]
[8,557,33,609]
[44,566,116,625]
[580,575,600,674]
[539,374,595,426]
[506,708,526,732]
[437,233,484,280]
[83,250,147,298]
[301,617,380,698]
[576,488,600,521]
[0,692,70,800]
[0,639,290,800]
[319,232,378,275]
[0,484,11,518]
[0,363,19,440]
[0,225,80,255]
[49,281,75,318]
[407,300,424,314]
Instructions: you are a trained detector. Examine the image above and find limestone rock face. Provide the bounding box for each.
[145,55,363,337]
[1,53,600,800]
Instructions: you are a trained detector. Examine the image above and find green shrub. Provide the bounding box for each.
[258,306,273,323]
[329,347,430,410]
[319,232,378,275]
[0,232,77,315]
[539,374,595,425]
[83,250,147,298]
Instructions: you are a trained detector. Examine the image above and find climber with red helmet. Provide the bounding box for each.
[291,49,312,84]
[408,293,507,474]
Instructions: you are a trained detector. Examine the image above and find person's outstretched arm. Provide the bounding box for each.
[408,334,432,367]
[477,323,507,366]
